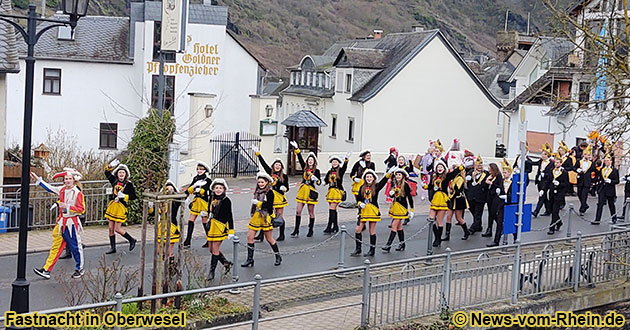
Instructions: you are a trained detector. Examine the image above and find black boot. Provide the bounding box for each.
[307,218,315,237]
[442,223,452,241]
[364,234,376,257]
[396,230,406,251]
[254,230,264,242]
[217,252,233,274]
[432,225,442,247]
[270,243,282,266]
[276,224,285,241]
[382,231,397,252]
[122,232,136,251]
[60,245,72,259]
[202,222,210,248]
[241,243,254,267]
[324,210,334,234]
[350,233,362,256]
[208,254,218,281]
[331,210,339,233]
[183,221,195,248]
[461,223,470,240]
[105,235,116,254]
[290,216,301,237]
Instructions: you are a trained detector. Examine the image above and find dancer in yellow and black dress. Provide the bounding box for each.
[289,141,321,238]
[242,172,282,267]
[324,153,350,234]
[104,159,137,254]
[382,167,414,252]
[351,169,389,257]
[206,179,234,280]
[443,166,471,241]
[252,146,289,241]
[424,159,463,247]
[150,180,181,259]
[183,161,212,249]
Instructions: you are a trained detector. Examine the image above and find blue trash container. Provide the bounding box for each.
[0,206,11,234]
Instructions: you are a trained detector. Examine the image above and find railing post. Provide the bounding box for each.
[567,203,573,238]
[426,219,434,257]
[360,259,371,328]
[511,242,521,304]
[229,235,241,294]
[114,292,123,330]
[338,225,346,269]
[573,232,582,292]
[624,198,630,222]
[252,274,262,330]
[233,132,240,178]
[440,248,452,313]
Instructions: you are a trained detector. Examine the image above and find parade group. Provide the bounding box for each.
[28,137,627,282]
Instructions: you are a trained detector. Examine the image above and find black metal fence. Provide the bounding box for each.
[209,131,261,178]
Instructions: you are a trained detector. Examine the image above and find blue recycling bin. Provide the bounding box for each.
[0,206,11,234]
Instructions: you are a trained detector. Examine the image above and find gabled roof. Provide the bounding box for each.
[334,48,389,69]
[503,67,583,112]
[0,0,19,73]
[281,110,328,127]
[508,37,575,82]
[282,85,335,98]
[18,15,131,64]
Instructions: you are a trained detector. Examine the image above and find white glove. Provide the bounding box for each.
[389,190,395,197]
[434,185,439,191]
[148,201,154,209]
[577,168,583,173]
[353,177,361,183]
[553,180,559,186]
[199,211,208,218]
[228,234,234,240]
[251,199,260,206]
[465,175,472,181]
[495,188,501,195]
[359,160,366,168]
[345,151,352,159]
[539,190,544,197]
[193,180,206,187]
[208,212,213,219]
[109,159,120,168]
[194,187,201,193]
[117,191,126,199]
[388,167,396,174]
[50,203,58,211]
[500,195,507,200]
[409,211,414,219]
[311,176,319,183]
[540,173,545,178]
[605,178,612,184]
[359,202,366,209]
[464,159,474,167]
[471,181,478,186]
[280,186,287,192]
[289,141,298,149]
[251,145,259,154]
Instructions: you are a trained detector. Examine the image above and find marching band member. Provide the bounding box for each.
[104,160,137,254]
[182,161,212,249]
[576,144,596,215]
[444,166,470,241]
[32,169,85,279]
[466,156,489,235]
[289,141,321,238]
[593,154,619,225]
[548,155,569,235]
[253,146,289,241]
[206,179,234,280]
[531,143,554,218]
[351,169,389,257]
[485,163,506,247]
[558,141,577,197]
[324,153,350,234]
[242,172,282,267]
[382,167,414,252]
[151,180,181,259]
[424,159,462,247]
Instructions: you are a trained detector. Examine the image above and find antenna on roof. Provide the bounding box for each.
[504,9,509,32]
[527,12,530,35]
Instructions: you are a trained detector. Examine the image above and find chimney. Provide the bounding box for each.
[373,29,383,39]
[412,25,425,32]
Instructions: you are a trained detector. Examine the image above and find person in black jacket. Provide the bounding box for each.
[289,141,321,238]
[531,143,554,218]
[558,141,577,197]
[351,169,389,257]
[253,146,289,241]
[593,154,620,224]
[467,156,489,235]
[383,167,414,252]
[548,157,569,235]
[350,150,376,204]
[576,145,596,215]
[324,153,350,234]
[444,166,471,241]
[424,160,463,247]
[620,171,630,220]
[206,179,234,280]
[242,172,282,267]
[104,160,137,254]
[384,147,398,171]
[183,161,212,249]
[485,163,506,247]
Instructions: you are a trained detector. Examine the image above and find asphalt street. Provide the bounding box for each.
[0,179,626,313]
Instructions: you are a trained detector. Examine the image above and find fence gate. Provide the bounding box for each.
[209,131,261,178]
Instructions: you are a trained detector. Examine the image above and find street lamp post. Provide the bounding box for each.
[0,0,89,317]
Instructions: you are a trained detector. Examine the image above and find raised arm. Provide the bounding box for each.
[257,153,272,174]
[32,173,61,195]
[339,158,349,176]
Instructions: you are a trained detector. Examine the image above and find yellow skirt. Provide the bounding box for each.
[430,191,449,211]
[296,184,318,205]
[157,222,180,244]
[207,219,229,241]
[388,202,409,219]
[273,190,288,209]
[326,188,344,203]
[360,203,381,222]
[189,197,208,216]
[352,180,364,196]
[105,200,127,223]
[248,212,273,231]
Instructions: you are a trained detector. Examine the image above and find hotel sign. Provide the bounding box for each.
[147,42,221,77]
[161,0,188,52]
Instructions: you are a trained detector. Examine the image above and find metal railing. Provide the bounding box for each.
[2,227,630,329]
[0,180,110,231]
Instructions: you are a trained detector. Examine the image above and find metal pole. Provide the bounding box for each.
[157,50,165,116]
[10,4,38,315]
[138,200,149,309]
[511,242,521,304]
[441,248,452,312]
[426,219,434,256]
[567,203,574,237]
[516,141,527,243]
[114,292,123,330]
[233,132,240,178]
[360,259,371,327]
[232,236,240,283]
[624,198,630,222]
[338,225,346,269]
[252,274,262,330]
[573,232,582,292]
